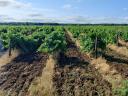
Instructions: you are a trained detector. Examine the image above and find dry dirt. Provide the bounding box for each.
[91,57,123,89]
[53,48,112,96]
[119,39,128,48]
[66,30,82,50]
[0,52,48,96]
[28,55,56,96]
[53,32,112,96]
[103,49,128,79]
[0,50,20,69]
[107,44,128,58]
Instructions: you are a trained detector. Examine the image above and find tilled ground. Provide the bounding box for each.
[53,51,112,96]
[0,52,48,96]
[53,32,112,96]
[103,49,128,79]
[108,62,128,79]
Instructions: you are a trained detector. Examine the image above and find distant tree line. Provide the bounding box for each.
[0,22,128,26]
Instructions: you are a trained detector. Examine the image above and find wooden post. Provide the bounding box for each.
[9,39,12,56]
[116,32,119,46]
[94,36,98,58]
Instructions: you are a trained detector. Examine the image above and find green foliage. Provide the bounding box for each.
[67,25,128,53]
[0,25,128,55]
[79,34,93,52]
[0,25,67,54]
[114,80,128,96]
[38,31,67,53]
[121,31,128,41]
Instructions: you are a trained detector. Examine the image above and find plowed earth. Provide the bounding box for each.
[0,53,48,96]
[103,49,128,79]
[53,32,112,96]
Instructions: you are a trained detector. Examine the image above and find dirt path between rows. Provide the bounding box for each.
[0,50,20,69]
[66,30,81,49]
[65,30,91,58]
[91,57,123,89]
[66,29,124,90]
[0,53,48,96]
[28,55,56,96]
[53,30,112,96]
[108,44,128,58]
[119,39,128,48]
[103,49,128,79]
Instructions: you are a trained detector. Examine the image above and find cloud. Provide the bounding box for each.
[62,4,78,10]
[123,8,128,11]
[15,17,58,23]
[67,0,82,2]
[1,14,128,24]
[0,0,31,8]
[1,13,128,24]
[0,0,127,24]
[56,16,128,24]
[67,0,83,3]
[0,14,16,22]
[0,0,10,7]
[62,4,72,10]
[73,0,82,2]
[27,13,43,18]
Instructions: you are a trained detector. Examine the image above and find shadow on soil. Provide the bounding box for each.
[103,53,128,64]
[0,52,48,96]
[58,52,89,68]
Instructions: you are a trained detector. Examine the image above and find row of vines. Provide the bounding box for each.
[0,26,67,55]
[66,25,128,57]
[0,25,128,56]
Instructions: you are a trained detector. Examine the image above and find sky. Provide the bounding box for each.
[0,0,128,23]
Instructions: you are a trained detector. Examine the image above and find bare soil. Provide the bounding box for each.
[0,50,20,69]
[103,49,128,79]
[53,32,112,96]
[53,49,112,96]
[119,39,128,48]
[28,55,56,96]
[91,57,123,89]
[0,52,48,96]
[107,44,128,58]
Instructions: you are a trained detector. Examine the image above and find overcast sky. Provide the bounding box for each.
[0,0,128,23]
